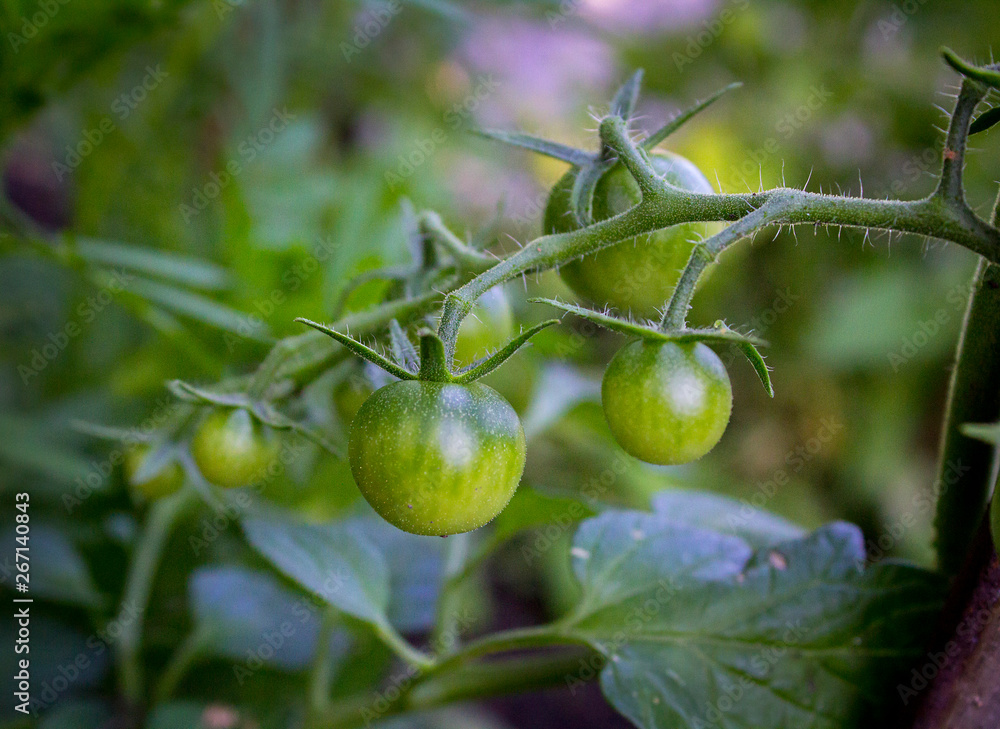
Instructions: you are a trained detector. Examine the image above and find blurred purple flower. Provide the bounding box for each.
[578,0,718,36]
[455,16,616,126]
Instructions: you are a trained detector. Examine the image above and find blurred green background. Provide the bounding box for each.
[0,0,997,726]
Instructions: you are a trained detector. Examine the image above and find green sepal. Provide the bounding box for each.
[70,420,156,443]
[168,380,252,408]
[472,129,595,167]
[714,320,775,397]
[388,319,419,373]
[294,318,418,381]
[941,47,1000,90]
[643,82,742,150]
[454,319,559,384]
[970,106,1000,136]
[417,329,453,382]
[610,69,644,121]
[570,158,615,226]
[531,299,766,346]
[960,421,1000,445]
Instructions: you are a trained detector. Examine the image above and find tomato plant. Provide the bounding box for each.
[6,7,1000,728]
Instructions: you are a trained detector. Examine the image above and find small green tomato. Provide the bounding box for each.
[125,445,184,500]
[545,150,719,317]
[601,340,732,465]
[191,409,280,489]
[348,380,526,536]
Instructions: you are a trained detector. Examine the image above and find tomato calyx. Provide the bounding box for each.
[532,297,774,397]
[296,317,557,386]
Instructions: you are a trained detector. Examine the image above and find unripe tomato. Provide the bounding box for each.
[544,151,719,317]
[453,286,515,365]
[191,409,280,489]
[125,445,184,500]
[602,340,732,465]
[348,380,526,536]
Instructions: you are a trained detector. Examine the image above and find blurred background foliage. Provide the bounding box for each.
[1,0,998,727]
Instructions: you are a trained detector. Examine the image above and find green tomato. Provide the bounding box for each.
[544,150,719,318]
[125,445,184,500]
[191,409,280,489]
[602,340,732,465]
[453,286,515,366]
[348,380,526,536]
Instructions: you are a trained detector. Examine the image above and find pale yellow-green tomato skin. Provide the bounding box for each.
[348,380,526,536]
[191,409,280,489]
[602,340,732,465]
[125,446,184,500]
[546,151,721,318]
[453,287,515,366]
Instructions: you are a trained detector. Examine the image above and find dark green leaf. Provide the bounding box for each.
[560,512,946,729]
[190,566,351,671]
[970,106,1000,135]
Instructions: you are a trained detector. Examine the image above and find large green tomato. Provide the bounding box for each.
[453,286,515,366]
[544,150,719,318]
[602,340,732,465]
[125,445,184,500]
[191,409,281,489]
[348,380,526,536]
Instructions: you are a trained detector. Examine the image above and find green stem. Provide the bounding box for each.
[430,532,472,653]
[934,192,1000,574]
[419,211,496,273]
[153,627,208,703]
[115,488,199,703]
[308,609,341,720]
[373,621,435,670]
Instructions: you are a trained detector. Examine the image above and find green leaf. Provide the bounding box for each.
[74,238,230,290]
[643,82,743,150]
[243,516,391,628]
[472,129,594,167]
[123,276,272,342]
[715,320,775,397]
[559,512,946,729]
[39,700,112,729]
[190,566,350,671]
[970,106,1000,135]
[610,69,644,121]
[651,491,804,549]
